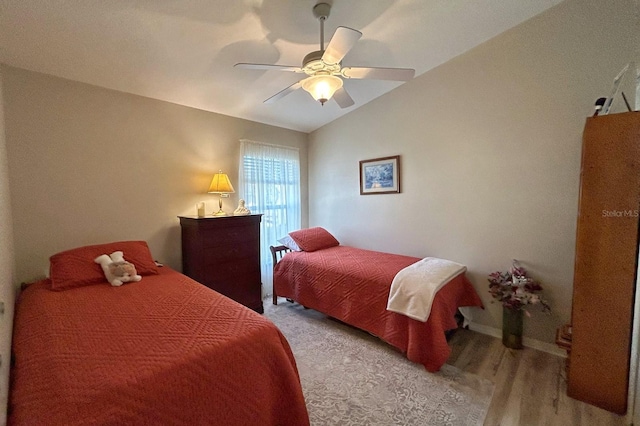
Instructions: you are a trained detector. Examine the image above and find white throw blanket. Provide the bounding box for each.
[386,257,467,322]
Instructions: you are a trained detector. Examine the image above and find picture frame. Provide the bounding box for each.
[359,155,401,195]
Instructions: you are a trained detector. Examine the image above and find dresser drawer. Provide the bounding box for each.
[202,243,258,263]
[203,258,261,307]
[199,225,257,248]
[205,257,259,282]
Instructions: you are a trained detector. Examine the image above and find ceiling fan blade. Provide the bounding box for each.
[333,87,355,108]
[235,63,303,73]
[264,81,303,104]
[322,27,362,65]
[342,66,415,81]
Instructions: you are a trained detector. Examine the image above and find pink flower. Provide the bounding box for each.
[487,260,550,314]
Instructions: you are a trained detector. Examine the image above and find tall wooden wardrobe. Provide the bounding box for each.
[568,111,640,414]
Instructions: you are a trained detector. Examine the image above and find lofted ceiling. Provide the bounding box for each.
[0,0,564,133]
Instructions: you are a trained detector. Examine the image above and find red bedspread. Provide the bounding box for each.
[10,267,309,426]
[273,246,483,372]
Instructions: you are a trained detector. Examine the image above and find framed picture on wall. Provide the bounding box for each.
[359,155,401,195]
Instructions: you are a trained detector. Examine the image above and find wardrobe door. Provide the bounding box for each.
[568,111,640,414]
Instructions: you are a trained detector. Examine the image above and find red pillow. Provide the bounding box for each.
[289,227,339,252]
[49,241,158,291]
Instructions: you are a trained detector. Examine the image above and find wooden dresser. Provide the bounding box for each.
[567,112,640,414]
[179,214,263,313]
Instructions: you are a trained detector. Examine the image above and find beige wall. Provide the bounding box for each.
[308,0,638,344]
[0,68,16,426]
[1,66,308,283]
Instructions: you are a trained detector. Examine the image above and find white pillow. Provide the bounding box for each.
[277,235,302,252]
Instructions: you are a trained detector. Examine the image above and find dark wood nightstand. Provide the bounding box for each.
[179,214,263,313]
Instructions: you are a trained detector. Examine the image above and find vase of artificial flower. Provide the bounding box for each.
[502,307,524,349]
[488,260,550,349]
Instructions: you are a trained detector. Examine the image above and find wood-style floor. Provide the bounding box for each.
[447,328,628,425]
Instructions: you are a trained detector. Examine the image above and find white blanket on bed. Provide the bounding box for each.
[386,257,467,322]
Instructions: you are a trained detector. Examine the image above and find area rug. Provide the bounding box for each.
[264,301,494,426]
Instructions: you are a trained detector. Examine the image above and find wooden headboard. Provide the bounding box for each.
[269,245,291,267]
[269,245,292,305]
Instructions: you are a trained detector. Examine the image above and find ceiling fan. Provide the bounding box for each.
[235,2,415,108]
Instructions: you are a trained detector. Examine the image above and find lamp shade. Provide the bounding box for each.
[207,172,235,194]
[301,74,343,105]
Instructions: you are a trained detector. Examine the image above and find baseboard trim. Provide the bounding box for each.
[468,322,567,358]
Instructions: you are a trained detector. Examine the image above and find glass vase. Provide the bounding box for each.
[502,307,524,349]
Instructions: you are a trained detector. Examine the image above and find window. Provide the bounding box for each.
[238,140,301,297]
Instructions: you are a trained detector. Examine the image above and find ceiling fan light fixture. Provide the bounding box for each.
[301,74,343,105]
[236,2,412,109]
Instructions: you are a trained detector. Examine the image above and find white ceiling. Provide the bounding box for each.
[0,0,564,133]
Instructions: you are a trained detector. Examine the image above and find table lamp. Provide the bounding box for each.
[207,171,235,216]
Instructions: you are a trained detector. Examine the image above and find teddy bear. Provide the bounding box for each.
[94,251,142,287]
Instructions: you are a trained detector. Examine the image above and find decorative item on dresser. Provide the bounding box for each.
[179,214,264,313]
[233,199,251,216]
[567,111,640,415]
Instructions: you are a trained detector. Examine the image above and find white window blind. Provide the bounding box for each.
[238,140,301,297]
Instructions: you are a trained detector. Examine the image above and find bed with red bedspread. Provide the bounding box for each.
[10,241,309,426]
[272,229,483,372]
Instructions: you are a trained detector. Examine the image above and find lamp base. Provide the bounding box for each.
[212,209,227,217]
